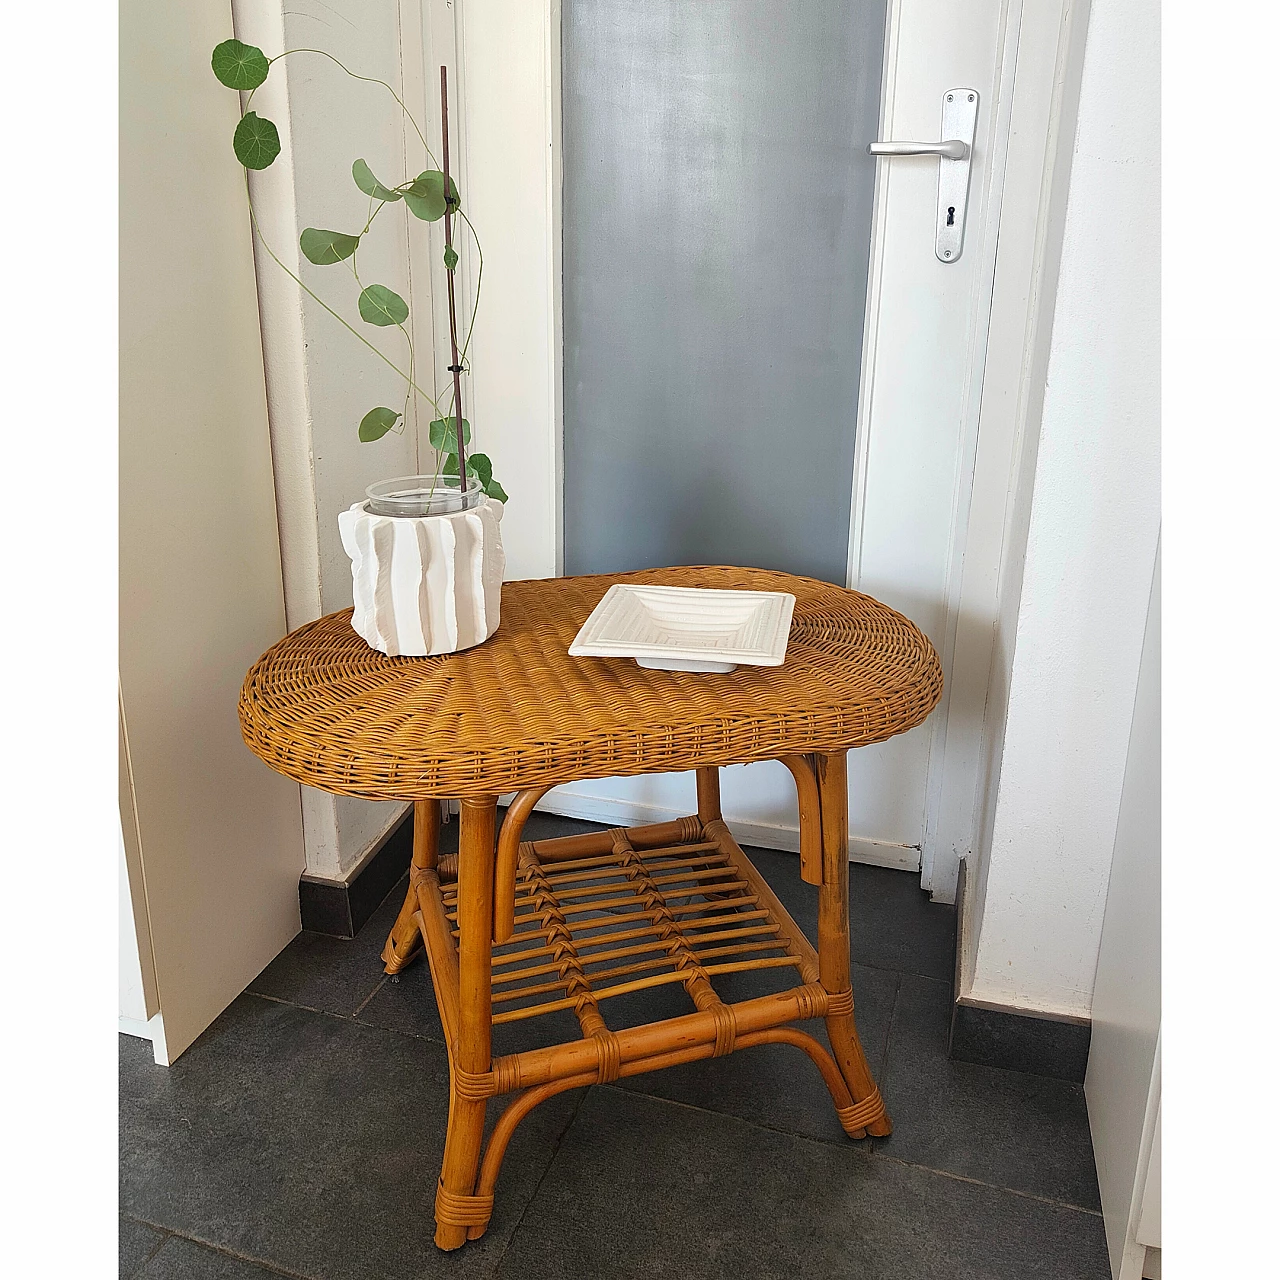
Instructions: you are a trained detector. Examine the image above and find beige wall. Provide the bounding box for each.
[120,0,306,1061]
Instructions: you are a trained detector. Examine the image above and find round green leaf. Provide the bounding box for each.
[359,407,401,442]
[352,159,402,203]
[212,39,270,91]
[300,227,360,265]
[443,245,459,272]
[233,111,281,170]
[358,284,409,327]
[404,171,460,222]
[442,452,498,495]
[429,416,471,454]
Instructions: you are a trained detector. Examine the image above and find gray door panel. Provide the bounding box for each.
[562,0,887,583]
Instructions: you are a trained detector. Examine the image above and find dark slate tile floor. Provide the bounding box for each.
[121,814,1107,1280]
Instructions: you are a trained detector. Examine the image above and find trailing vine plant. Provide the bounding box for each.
[211,38,507,502]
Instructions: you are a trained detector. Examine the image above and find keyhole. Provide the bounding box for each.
[946,206,956,227]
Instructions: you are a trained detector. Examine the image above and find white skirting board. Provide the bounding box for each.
[529,787,922,872]
[119,1012,170,1066]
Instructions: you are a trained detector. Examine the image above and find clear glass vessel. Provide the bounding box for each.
[364,473,485,518]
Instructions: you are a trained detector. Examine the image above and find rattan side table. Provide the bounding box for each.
[240,566,943,1250]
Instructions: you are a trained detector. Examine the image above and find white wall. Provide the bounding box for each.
[232,0,460,878]
[962,0,1160,1018]
[121,0,309,1061]
[1087,544,1161,1280]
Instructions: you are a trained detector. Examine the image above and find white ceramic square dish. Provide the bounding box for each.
[568,584,796,673]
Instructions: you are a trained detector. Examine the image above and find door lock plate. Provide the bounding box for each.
[935,89,978,263]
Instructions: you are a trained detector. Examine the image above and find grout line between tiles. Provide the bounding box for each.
[243,989,449,1050]
[594,1081,1101,1217]
[595,1081,874,1152]
[244,990,355,1020]
[870,1152,1105,1217]
[877,971,903,1081]
[490,1085,592,1277]
[122,1217,325,1280]
[849,957,955,982]
[352,974,390,1017]
[122,1217,171,1278]
[351,1016,449,1048]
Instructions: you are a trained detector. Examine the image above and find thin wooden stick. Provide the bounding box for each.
[780,754,824,885]
[440,65,467,488]
[491,924,784,992]
[492,956,802,1025]
[445,895,766,938]
[494,785,555,943]
[527,819,703,864]
[489,909,774,974]
[492,939,792,1008]
[703,818,821,985]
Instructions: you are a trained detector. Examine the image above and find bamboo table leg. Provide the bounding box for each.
[434,796,497,1249]
[696,766,721,823]
[382,800,440,974]
[815,751,892,1138]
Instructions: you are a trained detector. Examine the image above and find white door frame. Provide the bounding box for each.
[912,0,1092,899]
[441,0,1091,901]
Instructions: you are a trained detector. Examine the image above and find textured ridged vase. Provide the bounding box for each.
[338,478,504,657]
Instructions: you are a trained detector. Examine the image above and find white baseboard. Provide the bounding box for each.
[118,1011,169,1065]
[846,836,923,873]
[532,788,922,873]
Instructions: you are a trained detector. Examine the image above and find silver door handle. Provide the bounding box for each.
[866,89,979,262]
[867,139,968,161]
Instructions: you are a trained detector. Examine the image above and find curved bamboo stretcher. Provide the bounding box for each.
[240,567,943,1250]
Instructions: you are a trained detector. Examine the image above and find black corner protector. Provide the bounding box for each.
[298,809,415,938]
[949,1000,1092,1083]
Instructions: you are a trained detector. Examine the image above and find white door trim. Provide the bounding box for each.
[442,0,564,582]
[455,0,1091,899]
[915,0,1093,898]
[847,0,1093,898]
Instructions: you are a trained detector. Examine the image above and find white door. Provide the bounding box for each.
[443,0,1057,901]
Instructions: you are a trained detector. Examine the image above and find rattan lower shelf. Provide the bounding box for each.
[239,568,942,1252]
[379,779,892,1249]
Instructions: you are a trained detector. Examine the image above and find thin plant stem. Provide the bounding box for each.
[244,178,441,408]
[268,48,437,165]
[239,44,487,486]
[456,207,484,373]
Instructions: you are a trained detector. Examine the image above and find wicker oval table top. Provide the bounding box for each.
[239,566,943,800]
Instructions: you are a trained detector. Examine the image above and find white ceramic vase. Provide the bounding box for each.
[338,495,505,657]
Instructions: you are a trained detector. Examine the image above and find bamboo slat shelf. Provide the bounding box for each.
[239,567,943,1251]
